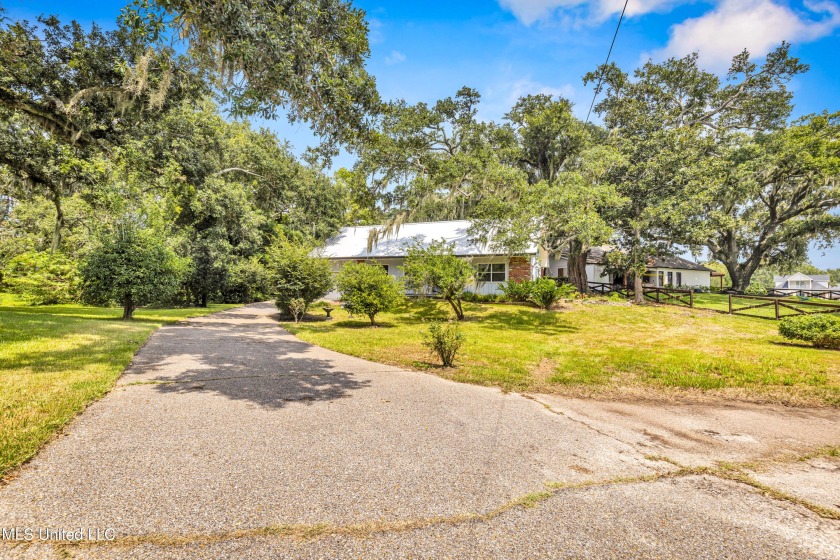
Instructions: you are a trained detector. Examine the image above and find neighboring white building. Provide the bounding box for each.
[321,220,714,296]
[548,246,713,288]
[773,273,836,293]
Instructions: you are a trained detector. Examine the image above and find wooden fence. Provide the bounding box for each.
[767,289,840,301]
[587,282,840,319]
[726,293,840,319]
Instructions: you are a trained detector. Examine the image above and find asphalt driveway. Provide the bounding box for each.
[0,302,837,559]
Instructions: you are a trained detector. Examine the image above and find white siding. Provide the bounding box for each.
[647,268,711,288]
[325,256,515,299]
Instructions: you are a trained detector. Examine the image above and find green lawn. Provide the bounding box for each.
[285,300,840,407]
[0,296,239,478]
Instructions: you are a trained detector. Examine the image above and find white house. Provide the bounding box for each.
[548,246,713,288]
[321,220,713,297]
[773,272,836,293]
[321,220,543,297]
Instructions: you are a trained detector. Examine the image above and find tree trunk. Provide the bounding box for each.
[201,293,208,308]
[567,240,589,294]
[50,188,64,254]
[715,251,758,292]
[446,297,465,320]
[632,228,644,304]
[122,294,134,321]
[633,273,644,304]
[368,314,377,326]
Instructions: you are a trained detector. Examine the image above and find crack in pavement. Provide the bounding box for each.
[7,446,831,554]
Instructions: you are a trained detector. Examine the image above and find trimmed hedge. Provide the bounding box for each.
[779,314,840,349]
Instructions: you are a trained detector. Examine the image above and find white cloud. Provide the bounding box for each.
[652,0,840,70]
[479,76,580,122]
[498,0,680,25]
[385,50,407,65]
[504,78,576,106]
[368,18,384,45]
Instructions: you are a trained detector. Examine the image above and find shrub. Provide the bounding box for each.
[745,283,767,295]
[462,291,497,303]
[779,315,840,349]
[336,262,403,326]
[3,251,79,304]
[402,240,475,320]
[288,298,307,323]
[607,291,625,302]
[268,241,333,318]
[422,321,464,367]
[80,228,185,320]
[500,280,533,302]
[529,278,564,310]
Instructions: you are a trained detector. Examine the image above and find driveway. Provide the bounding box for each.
[0,302,838,559]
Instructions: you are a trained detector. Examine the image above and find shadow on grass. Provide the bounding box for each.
[769,341,840,351]
[480,310,579,335]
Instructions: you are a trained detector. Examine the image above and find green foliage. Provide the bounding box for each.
[584,44,809,298]
[461,292,500,303]
[288,298,307,323]
[744,283,767,296]
[422,321,464,367]
[152,0,380,152]
[79,228,185,319]
[401,240,475,319]
[500,280,533,302]
[335,262,403,326]
[222,258,270,304]
[530,278,574,310]
[2,251,79,304]
[268,241,333,318]
[779,315,840,349]
[351,87,524,231]
[607,291,625,302]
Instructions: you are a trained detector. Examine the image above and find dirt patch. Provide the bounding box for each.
[530,358,558,384]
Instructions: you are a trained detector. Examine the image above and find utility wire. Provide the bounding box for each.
[584,0,629,125]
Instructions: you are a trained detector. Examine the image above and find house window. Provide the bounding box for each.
[477,263,506,283]
[381,264,389,274]
[667,271,674,286]
[657,271,665,286]
[557,268,565,278]
[676,272,682,286]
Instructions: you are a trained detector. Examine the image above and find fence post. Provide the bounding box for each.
[689,289,694,309]
[775,298,780,320]
[728,292,733,314]
[656,289,660,303]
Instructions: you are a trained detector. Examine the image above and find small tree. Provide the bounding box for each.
[336,262,403,326]
[401,240,475,320]
[422,321,464,367]
[268,241,333,319]
[80,228,184,320]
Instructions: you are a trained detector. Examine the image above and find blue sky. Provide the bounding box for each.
[4,0,840,267]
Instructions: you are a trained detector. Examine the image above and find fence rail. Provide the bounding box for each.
[586,282,840,319]
[727,293,840,319]
[767,289,840,301]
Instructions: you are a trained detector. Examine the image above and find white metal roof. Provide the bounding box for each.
[321,220,538,259]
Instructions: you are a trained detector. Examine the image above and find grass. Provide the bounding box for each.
[285,299,840,407]
[0,295,239,479]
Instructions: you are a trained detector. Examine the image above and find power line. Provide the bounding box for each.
[584,0,629,125]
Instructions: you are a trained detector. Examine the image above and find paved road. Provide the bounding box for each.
[0,303,838,559]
